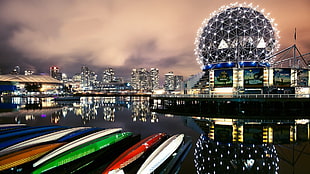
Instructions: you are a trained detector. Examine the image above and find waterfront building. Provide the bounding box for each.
[184,72,205,94]
[80,66,99,90]
[164,72,175,92]
[131,68,148,91]
[81,66,90,90]
[102,68,115,83]
[190,3,310,95]
[131,68,159,92]
[24,70,34,76]
[89,71,99,89]
[49,66,62,81]
[68,73,82,91]
[0,74,62,95]
[72,74,81,83]
[61,73,68,83]
[149,68,159,90]
[164,72,184,93]
[100,82,132,93]
[174,75,184,91]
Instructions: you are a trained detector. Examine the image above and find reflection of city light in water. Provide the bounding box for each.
[51,113,60,124]
[151,112,158,123]
[103,107,115,122]
[61,107,68,117]
[194,134,279,173]
[25,114,35,120]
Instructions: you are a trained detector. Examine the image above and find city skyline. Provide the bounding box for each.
[0,0,309,80]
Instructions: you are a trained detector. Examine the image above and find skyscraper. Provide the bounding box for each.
[49,66,62,80]
[164,72,175,92]
[164,72,184,92]
[131,68,147,90]
[131,68,159,91]
[174,75,184,90]
[102,68,115,83]
[149,68,159,90]
[81,66,91,90]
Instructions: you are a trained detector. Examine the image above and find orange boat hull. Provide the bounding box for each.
[0,143,65,171]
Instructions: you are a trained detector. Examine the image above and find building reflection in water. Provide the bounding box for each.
[65,96,158,124]
[192,117,309,174]
[103,107,115,122]
[70,97,116,124]
[1,96,160,124]
[131,97,158,122]
[51,112,60,124]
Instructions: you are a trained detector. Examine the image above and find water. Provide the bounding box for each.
[0,96,198,173]
[0,96,309,173]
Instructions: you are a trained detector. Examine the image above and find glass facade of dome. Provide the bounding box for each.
[195,3,279,70]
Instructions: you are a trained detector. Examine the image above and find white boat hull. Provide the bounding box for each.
[137,134,184,174]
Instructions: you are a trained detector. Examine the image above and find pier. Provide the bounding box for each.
[150,94,310,118]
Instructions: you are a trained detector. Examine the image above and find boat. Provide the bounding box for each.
[0,142,65,172]
[0,124,26,128]
[0,124,27,132]
[102,133,167,174]
[0,127,88,156]
[0,127,66,150]
[33,128,122,168]
[67,134,141,174]
[56,127,101,142]
[32,132,133,174]
[0,125,64,141]
[158,137,192,174]
[0,125,30,135]
[137,134,184,174]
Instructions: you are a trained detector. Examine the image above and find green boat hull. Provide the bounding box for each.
[32,132,133,174]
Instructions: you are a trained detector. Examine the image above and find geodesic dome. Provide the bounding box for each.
[195,3,280,69]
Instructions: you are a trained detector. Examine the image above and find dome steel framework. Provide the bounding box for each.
[195,3,280,69]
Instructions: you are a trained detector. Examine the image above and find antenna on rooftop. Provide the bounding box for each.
[293,28,297,68]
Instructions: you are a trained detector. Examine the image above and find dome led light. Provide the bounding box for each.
[195,3,280,69]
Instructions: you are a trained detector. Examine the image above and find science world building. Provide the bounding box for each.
[192,3,310,95]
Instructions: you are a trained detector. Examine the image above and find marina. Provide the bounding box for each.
[0,96,309,173]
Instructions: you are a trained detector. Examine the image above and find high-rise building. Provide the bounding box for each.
[80,66,99,90]
[131,68,147,90]
[131,69,138,89]
[102,68,115,83]
[61,73,68,83]
[164,72,184,92]
[164,72,175,91]
[72,74,82,82]
[71,73,82,90]
[149,68,159,90]
[81,66,90,90]
[174,75,184,90]
[89,71,98,88]
[131,68,159,91]
[49,66,62,80]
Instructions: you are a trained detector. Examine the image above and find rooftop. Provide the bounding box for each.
[0,74,62,84]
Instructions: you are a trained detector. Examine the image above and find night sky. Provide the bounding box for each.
[0,0,309,81]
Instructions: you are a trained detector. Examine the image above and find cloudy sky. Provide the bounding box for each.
[0,0,309,81]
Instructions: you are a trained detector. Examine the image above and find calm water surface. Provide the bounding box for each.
[0,96,309,174]
[0,96,199,173]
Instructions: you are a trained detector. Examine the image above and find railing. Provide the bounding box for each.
[151,93,310,99]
